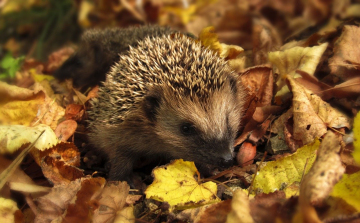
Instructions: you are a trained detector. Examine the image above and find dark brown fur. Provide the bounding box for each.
[53,25,173,89]
[87,31,246,181]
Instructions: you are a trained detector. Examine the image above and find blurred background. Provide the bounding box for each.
[0,0,359,62]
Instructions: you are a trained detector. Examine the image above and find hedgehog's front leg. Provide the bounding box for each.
[108,151,135,182]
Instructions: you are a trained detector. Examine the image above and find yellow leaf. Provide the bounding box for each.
[253,140,320,194]
[29,68,54,82]
[269,43,328,104]
[78,0,94,28]
[199,27,243,59]
[199,26,222,56]
[0,83,45,126]
[331,172,360,211]
[353,111,360,164]
[145,159,220,211]
[283,182,301,198]
[0,197,19,223]
[0,124,59,154]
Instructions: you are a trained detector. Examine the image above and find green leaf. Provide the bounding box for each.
[0,53,25,79]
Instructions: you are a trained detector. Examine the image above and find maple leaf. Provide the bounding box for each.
[145,159,220,211]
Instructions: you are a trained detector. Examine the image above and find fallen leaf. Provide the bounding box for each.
[288,77,350,145]
[91,181,138,223]
[0,124,58,154]
[55,120,78,142]
[288,77,327,145]
[253,139,319,194]
[249,191,287,223]
[321,77,360,99]
[64,104,85,121]
[331,171,360,211]
[240,66,273,107]
[353,111,360,164]
[226,189,254,223]
[29,68,54,82]
[38,142,83,184]
[300,131,345,206]
[0,197,21,223]
[145,159,220,211]
[269,43,328,104]
[0,82,45,126]
[45,47,75,73]
[78,0,94,28]
[299,131,345,222]
[252,18,282,65]
[35,177,106,222]
[329,25,360,78]
[199,26,244,61]
[31,82,65,130]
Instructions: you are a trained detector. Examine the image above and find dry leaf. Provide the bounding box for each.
[55,120,78,142]
[38,142,83,184]
[269,43,328,104]
[240,66,273,107]
[300,131,345,222]
[288,77,350,144]
[226,189,254,223]
[329,25,360,78]
[0,197,20,223]
[91,182,139,223]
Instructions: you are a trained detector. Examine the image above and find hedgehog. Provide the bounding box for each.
[54,25,174,89]
[84,28,246,181]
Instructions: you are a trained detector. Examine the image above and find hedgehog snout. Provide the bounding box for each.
[218,150,234,168]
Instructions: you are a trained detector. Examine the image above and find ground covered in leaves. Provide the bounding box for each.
[0,0,360,223]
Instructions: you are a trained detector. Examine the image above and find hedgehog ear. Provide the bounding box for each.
[143,86,163,122]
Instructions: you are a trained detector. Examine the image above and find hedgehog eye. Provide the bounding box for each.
[180,123,196,136]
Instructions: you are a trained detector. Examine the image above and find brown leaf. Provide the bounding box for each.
[35,177,106,223]
[249,191,288,223]
[37,142,83,184]
[240,66,273,107]
[319,76,360,99]
[300,131,345,222]
[45,47,75,73]
[91,181,138,223]
[226,189,254,223]
[252,18,282,65]
[288,77,350,145]
[197,200,231,223]
[55,120,78,142]
[329,25,360,78]
[65,104,85,121]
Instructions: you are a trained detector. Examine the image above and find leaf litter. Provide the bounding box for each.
[1,1,360,222]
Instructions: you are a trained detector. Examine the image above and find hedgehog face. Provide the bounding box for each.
[147,77,243,168]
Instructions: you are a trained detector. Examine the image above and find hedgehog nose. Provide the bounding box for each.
[219,153,234,167]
